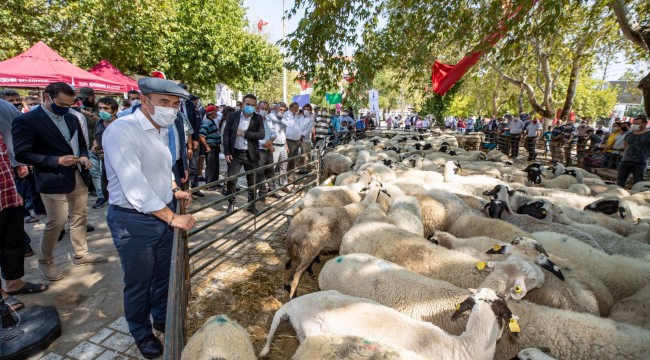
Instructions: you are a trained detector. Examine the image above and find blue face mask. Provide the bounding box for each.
[243,105,255,115]
[48,96,70,116]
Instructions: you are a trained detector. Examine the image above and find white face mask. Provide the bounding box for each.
[259,110,268,117]
[144,97,177,127]
[235,106,241,111]
[303,110,311,117]
[631,124,641,131]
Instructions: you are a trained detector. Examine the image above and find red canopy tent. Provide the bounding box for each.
[0,41,121,93]
[89,59,139,93]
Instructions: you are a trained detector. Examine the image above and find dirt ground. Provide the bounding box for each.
[185,220,336,359]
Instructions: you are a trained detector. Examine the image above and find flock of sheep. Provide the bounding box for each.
[181,130,650,360]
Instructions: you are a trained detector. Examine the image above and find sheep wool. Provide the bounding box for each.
[181,315,256,360]
[293,335,428,360]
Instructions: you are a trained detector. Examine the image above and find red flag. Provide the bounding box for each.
[151,71,166,79]
[257,19,269,32]
[432,1,538,95]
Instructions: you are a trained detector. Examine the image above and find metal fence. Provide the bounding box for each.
[162,142,330,359]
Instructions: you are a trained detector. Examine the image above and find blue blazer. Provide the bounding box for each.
[12,106,91,194]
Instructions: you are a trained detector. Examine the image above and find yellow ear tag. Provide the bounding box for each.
[514,286,522,293]
[509,318,521,333]
[476,261,487,271]
[327,182,334,187]
[492,244,501,251]
[455,303,460,311]
[541,210,547,215]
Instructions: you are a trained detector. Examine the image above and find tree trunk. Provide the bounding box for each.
[518,87,524,114]
[491,88,498,116]
[640,71,650,117]
[560,53,582,121]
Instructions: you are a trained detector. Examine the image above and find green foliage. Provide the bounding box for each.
[572,77,619,119]
[0,0,281,97]
[420,81,462,124]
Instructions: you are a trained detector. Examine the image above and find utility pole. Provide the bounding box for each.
[282,0,288,104]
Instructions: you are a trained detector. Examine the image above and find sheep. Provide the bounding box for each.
[181,315,256,360]
[422,190,473,230]
[482,198,603,251]
[353,150,372,170]
[583,197,634,221]
[339,222,563,293]
[333,170,360,186]
[560,221,650,260]
[553,204,648,237]
[487,149,509,162]
[387,195,424,236]
[631,181,650,192]
[358,162,397,181]
[609,284,650,330]
[415,195,448,236]
[260,288,516,360]
[284,181,386,298]
[530,231,650,301]
[301,168,374,209]
[539,174,578,189]
[512,348,557,360]
[317,256,650,359]
[292,335,427,360]
[322,152,353,178]
[447,213,530,242]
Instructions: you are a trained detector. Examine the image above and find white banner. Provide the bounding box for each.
[369,100,380,113]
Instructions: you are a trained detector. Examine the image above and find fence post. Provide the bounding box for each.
[316,149,321,185]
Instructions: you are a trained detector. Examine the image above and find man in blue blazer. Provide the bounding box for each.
[12,82,107,281]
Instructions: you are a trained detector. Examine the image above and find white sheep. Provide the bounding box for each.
[292,335,427,360]
[512,348,557,360]
[181,315,256,360]
[284,181,386,298]
[301,168,374,209]
[358,162,397,181]
[321,152,353,178]
[315,254,650,359]
[609,284,650,330]
[339,222,560,294]
[260,288,516,360]
[387,195,424,236]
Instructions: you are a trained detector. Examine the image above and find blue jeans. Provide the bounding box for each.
[89,151,104,200]
[107,205,174,341]
[617,161,647,187]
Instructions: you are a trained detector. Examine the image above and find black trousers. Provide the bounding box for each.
[524,137,537,160]
[258,149,275,192]
[226,150,258,205]
[0,206,25,281]
[205,146,220,184]
[617,161,647,187]
[510,134,522,157]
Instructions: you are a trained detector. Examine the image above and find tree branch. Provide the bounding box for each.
[490,63,546,116]
[608,0,649,51]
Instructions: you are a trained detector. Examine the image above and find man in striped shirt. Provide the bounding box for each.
[198,105,222,186]
[314,110,334,145]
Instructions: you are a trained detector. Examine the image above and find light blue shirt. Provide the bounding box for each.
[103,109,173,214]
[259,116,277,149]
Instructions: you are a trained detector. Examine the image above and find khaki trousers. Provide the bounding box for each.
[39,172,88,264]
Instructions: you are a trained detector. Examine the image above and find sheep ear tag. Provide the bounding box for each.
[508,317,521,333]
[486,245,505,254]
[476,262,487,271]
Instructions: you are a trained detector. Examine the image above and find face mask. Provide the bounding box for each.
[144,96,177,127]
[621,127,628,132]
[631,124,640,131]
[14,103,23,111]
[303,110,311,117]
[99,111,112,121]
[277,113,284,118]
[130,99,141,106]
[48,95,70,116]
[243,105,255,115]
[235,106,241,111]
[82,100,94,107]
[259,110,268,117]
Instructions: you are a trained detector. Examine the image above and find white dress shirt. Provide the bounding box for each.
[300,115,315,143]
[285,111,301,141]
[235,112,251,150]
[103,109,173,214]
[270,113,288,144]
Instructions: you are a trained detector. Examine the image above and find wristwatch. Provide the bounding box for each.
[172,187,182,194]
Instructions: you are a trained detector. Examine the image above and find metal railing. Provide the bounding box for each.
[163,142,328,359]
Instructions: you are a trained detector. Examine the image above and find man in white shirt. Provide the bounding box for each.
[102,77,196,359]
[524,117,543,161]
[270,103,289,188]
[285,102,302,180]
[298,103,316,173]
[505,115,526,158]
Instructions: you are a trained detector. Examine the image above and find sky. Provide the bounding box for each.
[243,0,647,82]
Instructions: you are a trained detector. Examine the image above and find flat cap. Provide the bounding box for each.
[77,87,95,99]
[138,77,189,99]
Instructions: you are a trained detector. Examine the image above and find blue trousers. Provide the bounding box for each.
[107,204,174,341]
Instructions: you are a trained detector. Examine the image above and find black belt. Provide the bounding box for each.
[259,148,270,152]
[273,143,285,146]
[234,148,248,153]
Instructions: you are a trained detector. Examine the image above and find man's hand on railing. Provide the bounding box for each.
[171,214,196,231]
[174,189,193,206]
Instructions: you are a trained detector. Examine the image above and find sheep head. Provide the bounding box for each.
[486,238,564,281]
[517,200,550,220]
[482,184,509,199]
[483,200,510,219]
[452,288,514,332]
